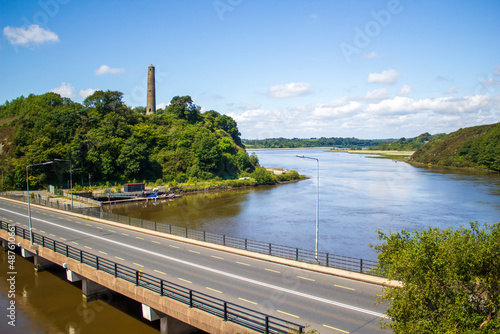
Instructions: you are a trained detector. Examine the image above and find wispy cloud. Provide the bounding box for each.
[363,51,382,59]
[444,86,458,95]
[51,82,75,98]
[367,69,401,84]
[79,88,97,99]
[3,24,59,46]
[267,82,312,98]
[398,84,412,96]
[95,65,125,75]
[366,88,390,99]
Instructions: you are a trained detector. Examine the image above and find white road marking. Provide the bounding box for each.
[0,207,387,319]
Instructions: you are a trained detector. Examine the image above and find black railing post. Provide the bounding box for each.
[53,239,56,251]
[185,227,188,238]
[169,224,172,234]
[360,259,363,273]
[223,235,226,246]
[203,231,206,242]
[326,253,329,267]
[128,216,131,225]
[160,280,164,296]
[223,302,228,321]
[265,316,269,334]
[269,243,271,255]
[80,250,83,263]
[245,239,248,250]
[42,236,45,248]
[114,263,118,278]
[136,271,139,285]
[296,248,299,261]
[66,244,69,257]
[189,290,193,308]
[154,221,156,231]
[141,219,144,228]
[96,257,99,270]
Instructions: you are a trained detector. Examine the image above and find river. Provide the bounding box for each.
[106,149,500,261]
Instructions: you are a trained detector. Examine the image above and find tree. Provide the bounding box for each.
[372,222,500,333]
[167,96,201,123]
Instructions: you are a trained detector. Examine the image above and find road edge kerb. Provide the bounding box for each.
[1,197,402,287]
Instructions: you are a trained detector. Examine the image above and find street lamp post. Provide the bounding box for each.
[26,161,54,246]
[296,155,320,262]
[54,159,73,210]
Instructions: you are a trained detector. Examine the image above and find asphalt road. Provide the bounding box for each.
[0,198,390,333]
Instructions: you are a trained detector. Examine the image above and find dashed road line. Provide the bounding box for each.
[99,251,107,255]
[169,245,179,249]
[108,229,115,233]
[133,262,144,267]
[236,261,250,266]
[121,233,129,236]
[151,240,161,244]
[238,298,257,305]
[334,284,355,291]
[154,270,166,275]
[323,324,350,333]
[189,250,200,254]
[135,236,144,240]
[115,256,124,261]
[297,276,315,282]
[265,268,281,273]
[206,287,222,294]
[211,255,224,260]
[178,278,192,284]
[71,241,78,245]
[84,246,92,250]
[277,310,300,318]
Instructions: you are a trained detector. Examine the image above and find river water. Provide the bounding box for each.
[106,149,500,261]
[1,149,499,333]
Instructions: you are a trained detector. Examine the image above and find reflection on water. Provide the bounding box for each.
[106,149,500,261]
[0,250,159,334]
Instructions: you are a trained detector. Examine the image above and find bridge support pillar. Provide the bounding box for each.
[82,278,109,302]
[66,269,83,282]
[34,254,55,272]
[142,304,197,334]
[21,247,35,258]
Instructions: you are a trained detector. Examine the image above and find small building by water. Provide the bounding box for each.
[124,183,145,192]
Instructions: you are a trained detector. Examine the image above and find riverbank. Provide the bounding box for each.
[333,149,415,160]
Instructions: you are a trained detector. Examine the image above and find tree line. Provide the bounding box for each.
[242,137,387,149]
[0,91,264,190]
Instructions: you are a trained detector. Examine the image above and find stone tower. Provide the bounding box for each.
[146,64,156,115]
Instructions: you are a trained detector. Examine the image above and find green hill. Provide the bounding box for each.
[410,123,500,171]
[369,132,445,151]
[0,91,262,190]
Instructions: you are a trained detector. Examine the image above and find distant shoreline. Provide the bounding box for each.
[246,147,332,151]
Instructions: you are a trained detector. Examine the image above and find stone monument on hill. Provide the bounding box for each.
[146,64,156,115]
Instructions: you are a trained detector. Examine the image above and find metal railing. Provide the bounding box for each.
[0,221,304,334]
[0,192,388,277]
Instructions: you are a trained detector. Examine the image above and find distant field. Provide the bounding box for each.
[340,150,415,156]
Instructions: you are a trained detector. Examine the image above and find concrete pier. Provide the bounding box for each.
[142,304,198,334]
[82,278,109,302]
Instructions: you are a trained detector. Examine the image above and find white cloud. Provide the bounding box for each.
[367,69,401,84]
[363,52,382,59]
[95,65,125,75]
[78,88,97,99]
[267,82,312,98]
[481,77,500,87]
[398,84,412,96]
[51,82,75,98]
[444,86,458,95]
[494,65,500,76]
[3,24,59,46]
[366,88,390,99]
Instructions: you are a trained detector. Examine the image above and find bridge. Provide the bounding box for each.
[0,197,392,333]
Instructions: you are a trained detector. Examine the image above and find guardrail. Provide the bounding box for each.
[0,220,304,334]
[0,193,388,277]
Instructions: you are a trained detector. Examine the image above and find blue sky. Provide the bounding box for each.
[1,0,499,139]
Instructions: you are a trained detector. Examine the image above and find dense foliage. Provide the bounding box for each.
[410,123,500,171]
[242,137,386,149]
[369,132,444,151]
[0,91,261,190]
[373,222,500,333]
